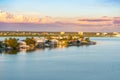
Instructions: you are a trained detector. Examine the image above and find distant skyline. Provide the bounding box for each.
[0,0,120,17]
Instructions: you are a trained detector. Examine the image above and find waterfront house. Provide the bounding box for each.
[0,41,5,48]
[50,39,59,45]
[45,40,51,47]
[76,40,81,45]
[19,41,29,49]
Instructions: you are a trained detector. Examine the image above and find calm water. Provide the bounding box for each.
[0,37,120,80]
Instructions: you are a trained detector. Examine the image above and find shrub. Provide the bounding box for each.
[4,38,19,49]
[25,37,35,47]
[85,37,90,42]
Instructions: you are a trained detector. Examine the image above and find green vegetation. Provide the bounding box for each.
[0,33,96,53]
[0,42,2,48]
[25,37,35,47]
[0,31,118,37]
[85,37,90,42]
[4,38,19,49]
[5,50,19,54]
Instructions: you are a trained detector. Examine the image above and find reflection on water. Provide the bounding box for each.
[0,37,120,80]
[5,50,19,54]
[0,44,90,54]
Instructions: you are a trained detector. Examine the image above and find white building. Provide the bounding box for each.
[19,41,29,49]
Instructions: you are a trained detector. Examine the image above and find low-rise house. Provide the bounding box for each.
[76,40,81,45]
[6,46,13,50]
[96,33,100,36]
[0,41,9,50]
[19,41,29,49]
[35,38,45,47]
[45,40,51,47]
[50,39,59,45]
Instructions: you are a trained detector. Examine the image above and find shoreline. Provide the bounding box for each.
[0,36,96,52]
[0,31,120,37]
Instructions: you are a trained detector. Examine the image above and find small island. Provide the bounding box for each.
[0,32,96,53]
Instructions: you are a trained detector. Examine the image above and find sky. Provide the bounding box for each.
[0,0,120,32]
[0,0,120,17]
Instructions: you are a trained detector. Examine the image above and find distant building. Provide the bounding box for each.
[103,33,108,35]
[78,32,83,35]
[96,33,100,36]
[113,32,119,35]
[113,32,120,37]
[60,32,65,35]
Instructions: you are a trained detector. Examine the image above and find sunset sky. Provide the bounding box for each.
[0,0,120,32]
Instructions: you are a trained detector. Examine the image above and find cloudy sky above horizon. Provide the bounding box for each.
[0,0,120,32]
[0,0,120,17]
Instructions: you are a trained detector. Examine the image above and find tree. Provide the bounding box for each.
[85,37,90,42]
[4,38,19,49]
[68,35,73,40]
[0,42,2,48]
[25,37,35,47]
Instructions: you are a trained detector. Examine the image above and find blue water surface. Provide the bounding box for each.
[0,37,120,80]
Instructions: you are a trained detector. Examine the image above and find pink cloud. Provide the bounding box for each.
[0,11,120,32]
[78,18,112,22]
